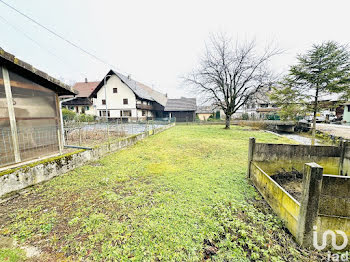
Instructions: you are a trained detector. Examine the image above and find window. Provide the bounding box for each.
[122,110,131,117]
[113,88,118,93]
[86,106,90,110]
[100,110,110,117]
[102,99,106,105]
[123,98,128,105]
[142,110,146,116]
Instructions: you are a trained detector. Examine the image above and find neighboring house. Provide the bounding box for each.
[90,70,197,122]
[164,97,197,122]
[234,88,279,119]
[342,102,350,123]
[62,79,99,115]
[0,48,76,167]
[196,105,215,121]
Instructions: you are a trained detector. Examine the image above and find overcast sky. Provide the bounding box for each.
[0,0,349,101]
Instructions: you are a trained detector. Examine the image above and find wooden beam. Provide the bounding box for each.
[0,79,52,93]
[2,66,21,163]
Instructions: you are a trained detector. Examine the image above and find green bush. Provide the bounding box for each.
[242,113,249,120]
[62,108,76,121]
[77,114,95,122]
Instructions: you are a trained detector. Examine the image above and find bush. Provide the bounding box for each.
[77,114,95,122]
[62,108,76,121]
[242,113,249,120]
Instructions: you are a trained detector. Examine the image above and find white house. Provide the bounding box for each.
[89,70,167,121]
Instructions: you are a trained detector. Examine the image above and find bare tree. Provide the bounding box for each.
[185,34,281,129]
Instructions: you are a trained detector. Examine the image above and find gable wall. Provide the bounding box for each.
[95,75,137,118]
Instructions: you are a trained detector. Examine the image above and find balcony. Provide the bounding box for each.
[136,104,153,110]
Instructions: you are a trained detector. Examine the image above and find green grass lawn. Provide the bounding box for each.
[0,125,324,261]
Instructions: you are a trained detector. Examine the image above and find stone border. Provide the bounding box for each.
[0,124,174,198]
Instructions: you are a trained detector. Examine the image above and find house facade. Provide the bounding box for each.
[90,70,196,122]
[0,48,76,167]
[62,79,99,115]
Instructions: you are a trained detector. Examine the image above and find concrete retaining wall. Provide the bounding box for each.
[251,162,300,236]
[253,143,341,175]
[248,138,350,250]
[0,124,174,198]
[319,175,350,217]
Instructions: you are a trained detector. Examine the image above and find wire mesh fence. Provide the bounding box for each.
[0,125,60,167]
[0,118,174,168]
[63,118,174,147]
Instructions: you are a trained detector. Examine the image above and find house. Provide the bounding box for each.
[0,48,76,167]
[62,79,99,115]
[233,88,279,119]
[196,105,215,121]
[90,70,196,122]
[164,97,197,122]
[342,102,350,123]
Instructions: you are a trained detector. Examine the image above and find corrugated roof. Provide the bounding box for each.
[164,97,197,111]
[0,47,76,96]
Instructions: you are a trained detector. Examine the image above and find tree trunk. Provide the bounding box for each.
[225,114,231,129]
[311,87,319,145]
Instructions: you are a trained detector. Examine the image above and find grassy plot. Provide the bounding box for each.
[0,125,325,261]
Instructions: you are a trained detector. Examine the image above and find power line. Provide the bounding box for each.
[0,14,87,79]
[0,0,117,70]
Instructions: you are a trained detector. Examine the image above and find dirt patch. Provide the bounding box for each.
[270,168,303,202]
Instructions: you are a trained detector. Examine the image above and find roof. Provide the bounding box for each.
[256,107,280,113]
[62,97,92,106]
[136,81,168,106]
[164,97,197,112]
[73,81,99,97]
[0,47,76,96]
[196,105,215,114]
[90,70,165,103]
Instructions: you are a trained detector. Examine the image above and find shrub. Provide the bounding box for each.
[62,108,76,121]
[242,113,249,120]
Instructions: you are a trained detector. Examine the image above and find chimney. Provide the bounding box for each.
[127,75,131,79]
[165,93,168,98]
[85,78,88,83]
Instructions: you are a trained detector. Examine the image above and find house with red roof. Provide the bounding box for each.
[89,70,197,122]
[62,79,99,115]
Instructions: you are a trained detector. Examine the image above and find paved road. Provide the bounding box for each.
[316,123,350,139]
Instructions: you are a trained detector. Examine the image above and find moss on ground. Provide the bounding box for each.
[0,125,328,261]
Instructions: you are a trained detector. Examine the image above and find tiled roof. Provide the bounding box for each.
[112,71,155,101]
[0,47,76,96]
[164,97,197,111]
[90,70,169,105]
[136,81,168,107]
[72,81,99,97]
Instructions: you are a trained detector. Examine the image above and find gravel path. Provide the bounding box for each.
[316,123,350,139]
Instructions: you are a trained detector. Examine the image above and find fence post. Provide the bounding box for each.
[247,137,256,178]
[79,127,82,146]
[339,139,347,176]
[297,162,323,248]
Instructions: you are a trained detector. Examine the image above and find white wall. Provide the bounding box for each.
[95,75,137,118]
